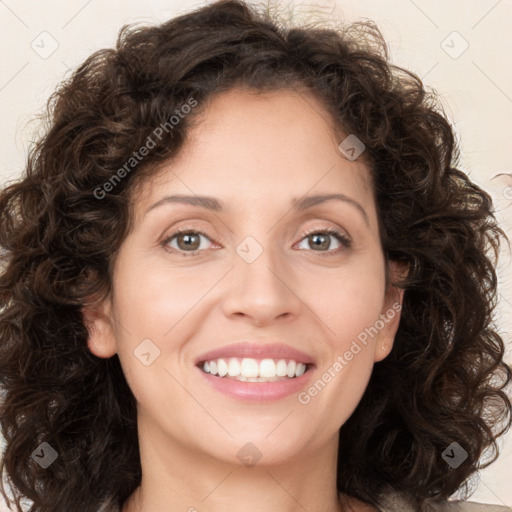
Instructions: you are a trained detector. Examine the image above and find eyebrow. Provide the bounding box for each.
[145,193,369,225]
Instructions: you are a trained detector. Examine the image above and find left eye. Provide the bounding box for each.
[162,228,351,256]
[295,228,351,254]
[163,229,213,253]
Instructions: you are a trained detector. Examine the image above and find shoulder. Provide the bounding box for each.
[433,503,511,511]
[376,489,511,512]
[428,502,511,511]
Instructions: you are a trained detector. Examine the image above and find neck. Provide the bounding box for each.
[122,419,345,512]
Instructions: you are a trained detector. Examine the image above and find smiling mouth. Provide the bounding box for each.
[197,357,313,382]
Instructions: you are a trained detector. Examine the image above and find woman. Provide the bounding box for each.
[0,1,511,511]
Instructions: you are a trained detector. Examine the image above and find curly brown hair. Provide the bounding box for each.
[1,1,511,511]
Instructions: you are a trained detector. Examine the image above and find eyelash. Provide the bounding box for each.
[161,226,352,257]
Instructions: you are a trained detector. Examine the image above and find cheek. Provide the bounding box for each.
[111,249,217,339]
[109,254,223,394]
[304,257,386,344]
[311,261,386,421]
[109,262,192,413]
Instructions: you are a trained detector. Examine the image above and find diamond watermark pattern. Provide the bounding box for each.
[134,338,161,366]
[441,441,468,469]
[338,134,365,161]
[441,31,469,59]
[236,236,263,264]
[236,442,263,467]
[31,31,59,59]
[31,442,58,469]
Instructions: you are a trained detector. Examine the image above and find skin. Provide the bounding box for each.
[85,87,407,512]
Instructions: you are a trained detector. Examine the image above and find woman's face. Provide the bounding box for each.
[87,87,404,467]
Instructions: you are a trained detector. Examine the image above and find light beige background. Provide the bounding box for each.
[0,0,511,509]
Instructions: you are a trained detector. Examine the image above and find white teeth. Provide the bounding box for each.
[227,357,241,376]
[276,359,288,377]
[217,358,228,377]
[259,359,276,378]
[295,362,306,377]
[240,358,259,378]
[286,360,296,378]
[201,357,309,379]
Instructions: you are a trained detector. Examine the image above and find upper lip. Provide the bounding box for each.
[195,342,316,366]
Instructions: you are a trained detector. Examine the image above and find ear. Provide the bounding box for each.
[82,295,117,358]
[374,260,409,362]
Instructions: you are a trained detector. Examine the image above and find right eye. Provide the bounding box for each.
[162,229,218,256]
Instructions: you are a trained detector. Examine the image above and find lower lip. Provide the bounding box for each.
[196,366,314,402]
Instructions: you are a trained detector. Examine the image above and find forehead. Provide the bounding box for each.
[133,87,376,226]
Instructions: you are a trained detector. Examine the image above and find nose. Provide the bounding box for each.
[221,239,303,327]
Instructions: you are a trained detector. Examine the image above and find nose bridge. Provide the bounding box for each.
[222,230,301,324]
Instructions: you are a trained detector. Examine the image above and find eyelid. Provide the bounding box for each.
[294,225,352,256]
[161,227,220,256]
[161,222,352,256]
[298,221,351,243]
